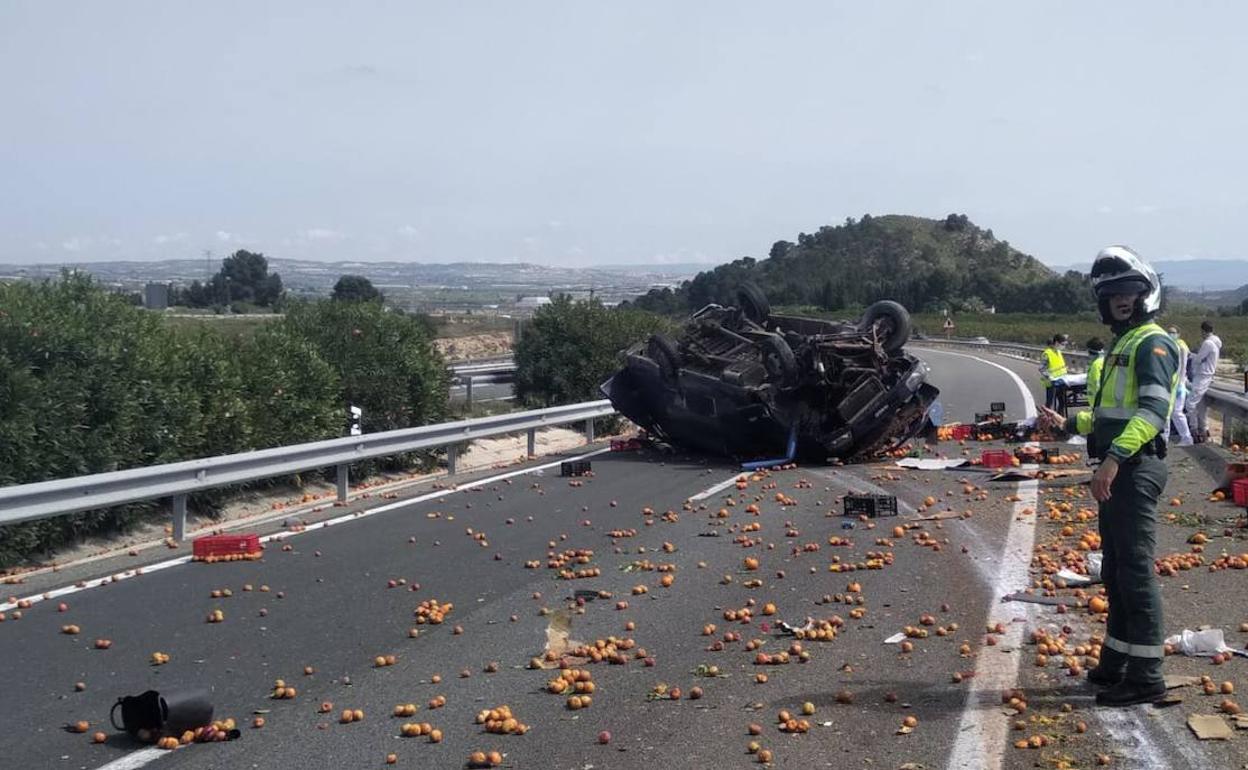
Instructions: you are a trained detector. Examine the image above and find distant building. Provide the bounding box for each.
[143,282,170,310]
[516,296,552,309]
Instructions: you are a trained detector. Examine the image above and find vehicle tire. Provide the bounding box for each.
[760,335,798,385]
[737,283,771,325]
[647,334,681,384]
[860,300,911,354]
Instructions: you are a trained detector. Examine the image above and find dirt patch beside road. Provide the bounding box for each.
[434,331,513,361]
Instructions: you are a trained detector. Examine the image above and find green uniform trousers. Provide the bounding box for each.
[1097,454,1167,685]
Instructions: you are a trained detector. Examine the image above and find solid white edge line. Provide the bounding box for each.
[0,447,612,613]
[941,349,1039,770]
[689,474,747,501]
[94,748,166,770]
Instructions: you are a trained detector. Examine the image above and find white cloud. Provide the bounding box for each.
[153,232,188,245]
[62,236,89,252]
[547,219,563,229]
[396,224,421,238]
[1134,204,1160,215]
[301,227,345,241]
[216,230,233,242]
[1096,205,1114,214]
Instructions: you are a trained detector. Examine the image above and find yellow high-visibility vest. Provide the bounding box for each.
[1041,347,1068,386]
[1086,354,1105,404]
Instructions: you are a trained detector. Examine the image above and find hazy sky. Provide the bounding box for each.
[3,1,1247,268]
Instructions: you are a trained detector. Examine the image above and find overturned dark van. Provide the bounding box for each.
[601,284,939,463]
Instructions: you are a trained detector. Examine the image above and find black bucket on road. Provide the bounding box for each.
[111,688,213,737]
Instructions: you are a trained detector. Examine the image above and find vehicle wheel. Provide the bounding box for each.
[760,335,798,384]
[860,300,911,354]
[647,334,681,384]
[737,283,771,325]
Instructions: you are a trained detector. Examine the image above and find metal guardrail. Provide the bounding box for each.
[917,337,1248,446]
[450,360,516,378]
[0,400,614,541]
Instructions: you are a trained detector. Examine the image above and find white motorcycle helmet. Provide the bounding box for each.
[1090,245,1161,324]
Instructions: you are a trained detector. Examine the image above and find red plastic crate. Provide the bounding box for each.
[951,425,973,441]
[981,450,1014,469]
[193,533,261,562]
[1233,479,1248,507]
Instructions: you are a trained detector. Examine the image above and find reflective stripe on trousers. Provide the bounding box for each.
[1104,634,1165,659]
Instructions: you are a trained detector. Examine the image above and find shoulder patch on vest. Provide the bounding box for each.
[1153,346,1168,356]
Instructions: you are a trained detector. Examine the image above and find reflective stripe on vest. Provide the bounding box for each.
[1093,322,1176,423]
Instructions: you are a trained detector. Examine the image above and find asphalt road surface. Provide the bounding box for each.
[0,349,1225,770]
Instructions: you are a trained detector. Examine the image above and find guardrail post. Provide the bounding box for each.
[465,376,474,409]
[336,464,350,502]
[172,494,188,542]
[447,445,458,476]
[527,427,536,457]
[584,418,595,442]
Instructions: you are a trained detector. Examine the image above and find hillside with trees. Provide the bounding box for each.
[629,214,1094,315]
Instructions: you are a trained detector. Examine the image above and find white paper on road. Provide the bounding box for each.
[1055,552,1102,586]
[894,458,969,470]
[1165,628,1239,657]
[883,632,907,644]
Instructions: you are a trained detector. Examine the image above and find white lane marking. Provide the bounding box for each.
[1096,708,1188,770]
[945,351,1039,770]
[0,447,612,614]
[95,748,165,770]
[925,349,1037,418]
[689,474,746,501]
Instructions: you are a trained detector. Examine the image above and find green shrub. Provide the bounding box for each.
[0,277,450,567]
[280,300,450,469]
[514,297,674,410]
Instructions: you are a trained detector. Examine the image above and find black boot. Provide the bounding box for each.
[1095,680,1166,707]
[1086,666,1124,687]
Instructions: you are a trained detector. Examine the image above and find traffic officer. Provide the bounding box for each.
[1039,245,1179,707]
[1040,333,1070,410]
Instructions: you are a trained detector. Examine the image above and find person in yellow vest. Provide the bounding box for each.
[1039,245,1179,707]
[1040,333,1069,409]
[1084,337,1105,405]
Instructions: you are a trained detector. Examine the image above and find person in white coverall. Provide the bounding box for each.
[1186,320,1222,443]
[1165,326,1193,446]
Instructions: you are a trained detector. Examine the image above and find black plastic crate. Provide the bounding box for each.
[561,460,592,477]
[843,493,898,518]
[975,411,1005,424]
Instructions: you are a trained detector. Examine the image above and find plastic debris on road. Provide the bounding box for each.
[1164,628,1242,657]
[1055,552,1102,586]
